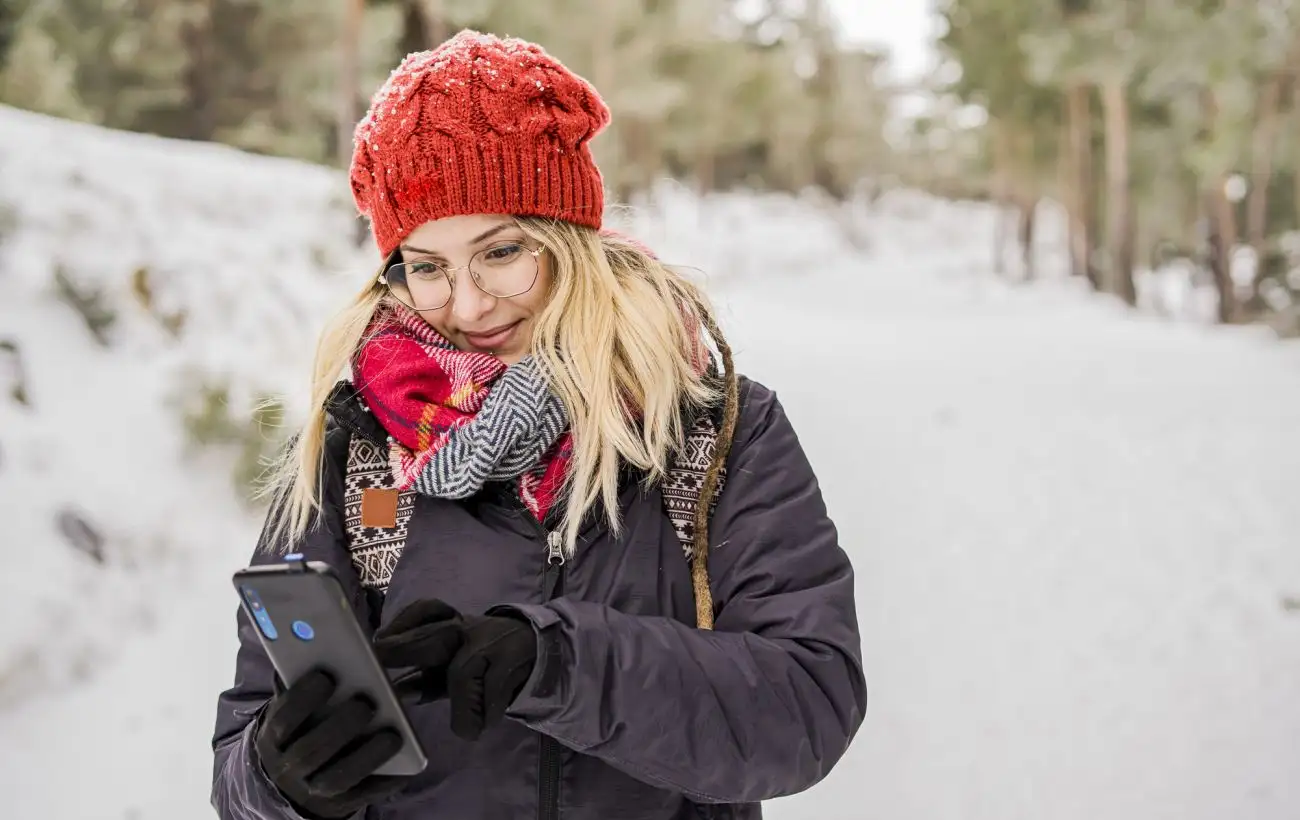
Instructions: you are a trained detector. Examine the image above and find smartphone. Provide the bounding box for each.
[232,555,428,777]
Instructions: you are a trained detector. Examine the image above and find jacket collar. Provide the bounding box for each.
[324,379,388,446]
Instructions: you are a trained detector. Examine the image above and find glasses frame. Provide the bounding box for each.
[378,242,546,311]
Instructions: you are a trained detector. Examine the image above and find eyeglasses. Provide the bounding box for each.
[378,242,545,311]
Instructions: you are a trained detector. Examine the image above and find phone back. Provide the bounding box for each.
[233,560,427,777]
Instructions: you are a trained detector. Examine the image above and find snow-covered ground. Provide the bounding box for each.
[2,105,1299,820]
[0,104,366,713]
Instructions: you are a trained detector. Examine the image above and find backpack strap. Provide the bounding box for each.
[342,433,414,593]
[327,380,414,593]
[662,410,727,563]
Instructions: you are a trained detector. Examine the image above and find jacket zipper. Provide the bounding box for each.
[538,529,565,820]
[516,494,565,820]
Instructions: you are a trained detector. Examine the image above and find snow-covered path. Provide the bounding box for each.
[728,266,1300,820]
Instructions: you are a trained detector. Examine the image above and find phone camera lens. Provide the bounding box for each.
[242,587,277,640]
[291,620,315,641]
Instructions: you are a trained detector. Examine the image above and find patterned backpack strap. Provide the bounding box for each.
[662,409,727,563]
[325,380,416,593]
[342,429,416,594]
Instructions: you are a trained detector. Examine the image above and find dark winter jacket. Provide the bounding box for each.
[211,376,867,820]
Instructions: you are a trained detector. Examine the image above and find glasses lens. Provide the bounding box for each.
[470,243,539,298]
[386,261,451,311]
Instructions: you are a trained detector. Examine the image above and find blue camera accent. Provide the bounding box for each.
[292,620,315,641]
[241,586,278,641]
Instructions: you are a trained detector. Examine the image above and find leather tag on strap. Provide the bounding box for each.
[361,488,399,528]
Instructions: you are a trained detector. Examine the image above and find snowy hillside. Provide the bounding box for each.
[2,105,1300,820]
[0,104,369,711]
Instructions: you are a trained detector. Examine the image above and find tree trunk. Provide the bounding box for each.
[1018,197,1038,281]
[992,204,1009,276]
[337,0,365,168]
[622,117,661,201]
[1207,180,1240,323]
[1181,169,1201,252]
[425,0,449,45]
[1100,78,1136,305]
[1088,118,1105,289]
[0,0,21,74]
[1295,165,1300,231]
[591,0,620,198]
[398,0,429,54]
[1058,98,1076,271]
[808,18,840,197]
[991,122,1013,276]
[1200,89,1238,323]
[180,0,218,142]
[695,147,716,196]
[1246,70,1284,257]
[1066,83,1096,287]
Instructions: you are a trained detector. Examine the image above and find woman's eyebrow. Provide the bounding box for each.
[399,222,517,257]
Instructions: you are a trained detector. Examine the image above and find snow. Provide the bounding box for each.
[0,104,369,713]
[2,105,1299,820]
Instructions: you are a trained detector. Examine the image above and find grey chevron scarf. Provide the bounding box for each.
[354,303,572,521]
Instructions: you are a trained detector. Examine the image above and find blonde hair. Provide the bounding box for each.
[258,218,736,569]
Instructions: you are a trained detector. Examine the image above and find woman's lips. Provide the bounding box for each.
[462,321,521,351]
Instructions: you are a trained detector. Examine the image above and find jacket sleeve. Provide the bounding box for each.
[211,424,371,820]
[499,380,867,804]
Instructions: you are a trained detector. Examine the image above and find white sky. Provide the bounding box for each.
[825,0,939,84]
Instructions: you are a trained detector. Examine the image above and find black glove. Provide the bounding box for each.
[254,668,408,820]
[374,599,539,741]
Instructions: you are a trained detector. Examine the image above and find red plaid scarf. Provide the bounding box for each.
[353,303,572,522]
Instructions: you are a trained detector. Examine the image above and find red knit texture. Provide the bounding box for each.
[350,30,612,257]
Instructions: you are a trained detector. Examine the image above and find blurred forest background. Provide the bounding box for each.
[1,0,1298,332]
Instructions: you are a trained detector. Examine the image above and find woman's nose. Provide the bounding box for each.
[449,269,495,323]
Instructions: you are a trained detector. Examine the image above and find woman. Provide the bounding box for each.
[211,30,866,820]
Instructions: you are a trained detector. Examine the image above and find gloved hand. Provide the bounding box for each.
[375,599,539,741]
[254,668,408,820]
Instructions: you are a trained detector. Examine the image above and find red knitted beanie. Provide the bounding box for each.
[350,30,612,257]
